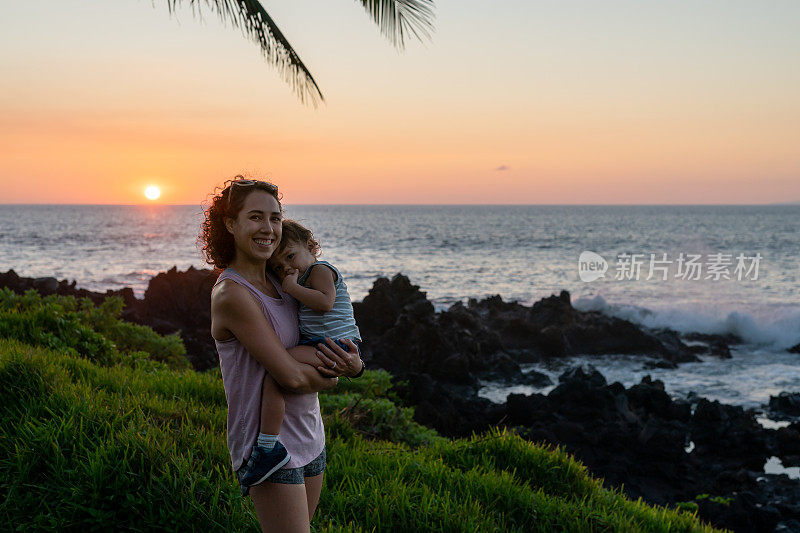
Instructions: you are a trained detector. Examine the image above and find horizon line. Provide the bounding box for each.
[1,202,799,207]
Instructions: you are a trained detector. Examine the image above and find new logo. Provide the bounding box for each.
[578,251,608,282]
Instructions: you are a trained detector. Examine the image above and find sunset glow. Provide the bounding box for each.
[1,1,799,204]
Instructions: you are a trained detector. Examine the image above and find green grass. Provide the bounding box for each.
[0,291,723,532]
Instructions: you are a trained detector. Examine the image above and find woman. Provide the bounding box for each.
[200,178,363,532]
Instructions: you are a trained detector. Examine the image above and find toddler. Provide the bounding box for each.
[238,219,362,488]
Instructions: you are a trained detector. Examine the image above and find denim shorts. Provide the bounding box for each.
[238,447,326,496]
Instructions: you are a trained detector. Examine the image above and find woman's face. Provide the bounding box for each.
[226,190,282,263]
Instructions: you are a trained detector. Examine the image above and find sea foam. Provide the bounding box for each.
[573,294,800,351]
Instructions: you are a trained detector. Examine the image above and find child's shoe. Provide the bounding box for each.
[238,441,291,487]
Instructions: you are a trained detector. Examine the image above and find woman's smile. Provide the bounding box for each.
[250,235,277,258]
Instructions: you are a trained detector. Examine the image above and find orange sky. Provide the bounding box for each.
[1,1,799,204]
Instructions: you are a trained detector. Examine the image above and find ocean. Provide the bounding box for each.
[1,204,799,415]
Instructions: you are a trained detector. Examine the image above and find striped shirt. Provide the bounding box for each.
[297,261,361,342]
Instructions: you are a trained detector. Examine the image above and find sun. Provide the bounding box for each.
[144,185,161,201]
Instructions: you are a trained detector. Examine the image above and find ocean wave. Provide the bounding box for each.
[573,294,800,351]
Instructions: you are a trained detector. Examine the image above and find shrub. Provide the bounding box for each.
[0,289,188,370]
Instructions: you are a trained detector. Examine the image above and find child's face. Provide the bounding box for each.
[269,240,317,278]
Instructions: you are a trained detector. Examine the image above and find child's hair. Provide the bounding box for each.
[276,219,321,257]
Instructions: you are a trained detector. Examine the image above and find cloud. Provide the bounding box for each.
[494,164,509,171]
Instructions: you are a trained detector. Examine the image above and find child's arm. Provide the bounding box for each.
[282,265,337,313]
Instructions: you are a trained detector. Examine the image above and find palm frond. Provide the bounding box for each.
[164,0,324,106]
[357,0,436,49]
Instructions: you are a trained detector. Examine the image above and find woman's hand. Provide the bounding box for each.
[315,338,363,378]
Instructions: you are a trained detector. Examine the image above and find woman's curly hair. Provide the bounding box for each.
[199,176,282,269]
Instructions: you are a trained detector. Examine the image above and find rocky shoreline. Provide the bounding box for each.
[2,268,799,532]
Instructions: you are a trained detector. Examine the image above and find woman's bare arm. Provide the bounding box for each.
[211,280,337,394]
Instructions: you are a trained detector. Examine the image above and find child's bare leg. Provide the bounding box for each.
[287,344,325,367]
[241,374,290,484]
[256,348,320,453]
[260,347,319,437]
[259,373,285,438]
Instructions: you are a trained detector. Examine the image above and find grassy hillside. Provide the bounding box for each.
[0,289,722,532]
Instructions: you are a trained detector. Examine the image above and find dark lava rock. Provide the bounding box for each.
[466,295,549,352]
[536,325,569,357]
[489,367,799,530]
[140,266,219,370]
[396,373,504,437]
[680,331,734,358]
[479,354,526,383]
[1,268,120,305]
[775,425,800,467]
[505,372,695,503]
[547,381,618,423]
[519,369,552,388]
[697,486,782,533]
[643,358,678,369]
[707,339,732,358]
[776,519,800,533]
[686,343,708,354]
[627,375,690,422]
[32,276,59,293]
[362,276,527,387]
[651,328,714,359]
[377,316,799,533]
[683,331,744,346]
[143,266,216,328]
[465,289,698,363]
[352,274,434,340]
[557,364,607,388]
[528,290,575,330]
[505,348,541,364]
[770,392,800,417]
[506,392,552,427]
[789,343,800,354]
[370,309,478,384]
[440,302,505,366]
[0,269,20,287]
[691,399,770,471]
[359,277,702,384]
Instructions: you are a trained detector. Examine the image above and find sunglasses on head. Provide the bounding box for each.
[228,179,278,191]
[225,178,279,209]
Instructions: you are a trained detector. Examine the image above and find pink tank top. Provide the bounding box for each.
[213,268,325,471]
